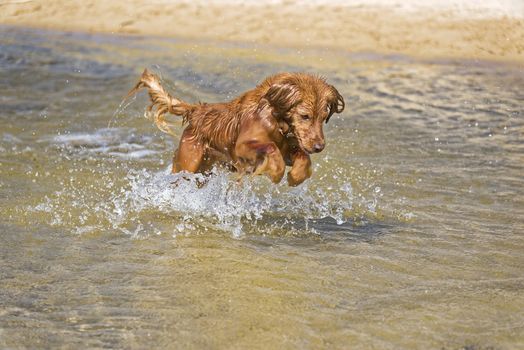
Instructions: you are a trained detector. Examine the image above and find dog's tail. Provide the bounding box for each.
[127,69,194,136]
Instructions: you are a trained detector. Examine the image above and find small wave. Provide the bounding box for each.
[46,127,162,159]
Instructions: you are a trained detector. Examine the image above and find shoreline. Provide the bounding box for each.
[1,0,523,65]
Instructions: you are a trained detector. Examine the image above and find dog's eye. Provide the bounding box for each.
[301,114,310,121]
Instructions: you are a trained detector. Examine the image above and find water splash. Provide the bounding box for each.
[30,164,383,238]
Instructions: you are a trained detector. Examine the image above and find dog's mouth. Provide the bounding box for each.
[287,125,316,154]
[302,146,314,154]
[299,141,325,154]
[295,135,314,154]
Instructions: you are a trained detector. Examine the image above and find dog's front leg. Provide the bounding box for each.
[287,150,312,186]
[235,141,285,184]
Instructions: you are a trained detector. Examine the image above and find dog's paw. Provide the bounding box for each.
[287,166,312,186]
[287,172,303,186]
[269,161,285,184]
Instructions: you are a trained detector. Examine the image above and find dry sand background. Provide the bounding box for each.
[1,0,523,64]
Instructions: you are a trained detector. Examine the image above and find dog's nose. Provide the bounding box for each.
[313,143,325,153]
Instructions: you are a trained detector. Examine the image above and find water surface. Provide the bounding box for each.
[1,26,523,349]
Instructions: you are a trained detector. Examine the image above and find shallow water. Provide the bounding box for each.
[1,26,523,349]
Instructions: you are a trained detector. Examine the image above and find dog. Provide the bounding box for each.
[129,70,344,186]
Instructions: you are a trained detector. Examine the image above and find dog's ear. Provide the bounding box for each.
[326,85,345,123]
[262,83,300,117]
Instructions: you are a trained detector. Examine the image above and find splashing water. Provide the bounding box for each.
[31,159,382,238]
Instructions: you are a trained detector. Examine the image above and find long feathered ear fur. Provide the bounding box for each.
[262,83,300,118]
[326,85,345,123]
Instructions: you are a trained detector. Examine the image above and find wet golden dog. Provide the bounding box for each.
[129,70,344,186]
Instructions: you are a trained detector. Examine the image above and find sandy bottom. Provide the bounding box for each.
[1,0,523,64]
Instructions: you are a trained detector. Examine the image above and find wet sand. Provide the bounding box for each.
[1,0,523,64]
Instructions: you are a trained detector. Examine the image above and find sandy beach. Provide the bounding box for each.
[1,0,523,64]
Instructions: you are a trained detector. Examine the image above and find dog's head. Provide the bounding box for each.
[260,73,344,154]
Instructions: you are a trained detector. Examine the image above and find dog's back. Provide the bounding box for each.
[129,69,259,151]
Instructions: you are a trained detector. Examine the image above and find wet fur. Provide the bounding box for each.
[129,69,344,186]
